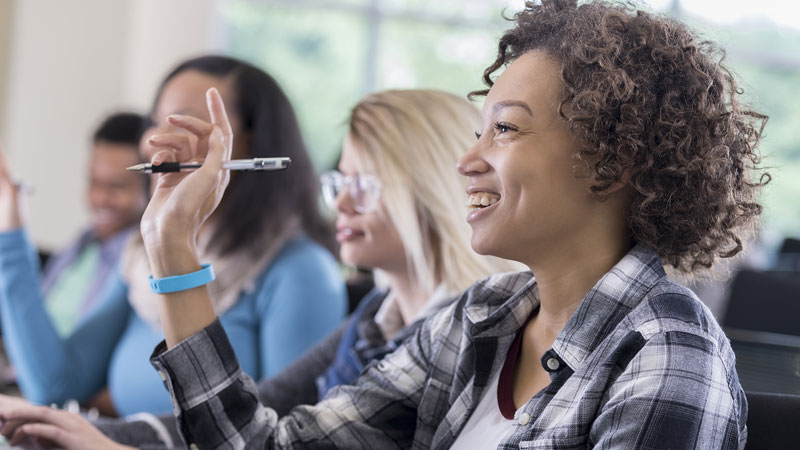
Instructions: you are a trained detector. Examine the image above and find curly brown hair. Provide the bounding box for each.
[472,0,769,272]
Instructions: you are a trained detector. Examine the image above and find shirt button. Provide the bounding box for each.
[518,412,531,426]
[158,370,166,381]
[189,444,198,450]
[546,357,560,371]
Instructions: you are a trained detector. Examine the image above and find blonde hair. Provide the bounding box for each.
[348,89,521,295]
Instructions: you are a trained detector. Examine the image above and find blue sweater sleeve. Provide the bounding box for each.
[254,238,347,378]
[0,229,130,405]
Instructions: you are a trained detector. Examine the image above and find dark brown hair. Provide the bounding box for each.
[93,112,147,147]
[473,0,769,271]
[155,56,335,257]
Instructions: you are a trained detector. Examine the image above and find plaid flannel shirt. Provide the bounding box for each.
[151,243,747,449]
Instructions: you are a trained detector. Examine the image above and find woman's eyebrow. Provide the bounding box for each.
[492,100,533,116]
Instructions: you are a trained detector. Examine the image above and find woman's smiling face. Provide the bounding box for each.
[458,50,599,265]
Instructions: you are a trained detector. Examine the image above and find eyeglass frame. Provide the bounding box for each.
[319,170,383,214]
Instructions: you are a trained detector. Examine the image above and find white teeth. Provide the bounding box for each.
[466,192,500,209]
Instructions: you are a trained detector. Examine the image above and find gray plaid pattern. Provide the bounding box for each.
[152,243,746,449]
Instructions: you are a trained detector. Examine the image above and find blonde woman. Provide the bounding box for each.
[0,89,518,449]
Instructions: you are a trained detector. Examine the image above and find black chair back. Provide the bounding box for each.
[779,237,800,255]
[777,237,800,272]
[723,270,800,337]
[723,270,800,395]
[745,391,800,449]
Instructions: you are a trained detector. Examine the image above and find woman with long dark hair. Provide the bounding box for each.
[0,55,346,416]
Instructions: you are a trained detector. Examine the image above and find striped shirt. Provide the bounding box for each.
[151,243,747,449]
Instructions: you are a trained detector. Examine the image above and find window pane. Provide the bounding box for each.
[222,0,800,238]
[377,18,501,98]
[678,16,800,239]
[382,0,517,20]
[224,1,368,169]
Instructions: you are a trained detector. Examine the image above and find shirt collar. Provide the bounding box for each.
[463,272,540,339]
[551,243,665,370]
[462,243,666,370]
[89,226,136,263]
[375,283,454,340]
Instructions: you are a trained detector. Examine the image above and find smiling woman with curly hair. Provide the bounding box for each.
[0,1,766,449]
[474,0,768,272]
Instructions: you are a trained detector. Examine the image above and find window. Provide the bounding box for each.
[221,0,800,237]
[221,0,520,169]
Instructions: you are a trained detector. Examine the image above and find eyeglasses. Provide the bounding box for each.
[320,170,382,214]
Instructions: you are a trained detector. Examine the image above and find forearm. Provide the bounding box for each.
[151,317,433,448]
[0,230,72,402]
[139,89,234,348]
[144,232,216,347]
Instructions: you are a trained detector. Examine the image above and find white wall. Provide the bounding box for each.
[0,0,13,138]
[0,0,221,250]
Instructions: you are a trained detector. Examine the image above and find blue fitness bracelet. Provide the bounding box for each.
[148,263,215,294]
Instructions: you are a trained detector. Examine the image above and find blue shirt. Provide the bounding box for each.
[0,229,347,415]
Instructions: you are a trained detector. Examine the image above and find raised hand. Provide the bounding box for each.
[0,145,24,231]
[140,87,233,278]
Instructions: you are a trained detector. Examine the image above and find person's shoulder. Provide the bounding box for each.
[422,271,535,336]
[249,236,345,310]
[625,277,731,355]
[269,236,338,273]
[462,270,535,306]
[258,236,344,295]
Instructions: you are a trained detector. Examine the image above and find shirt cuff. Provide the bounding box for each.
[150,319,242,411]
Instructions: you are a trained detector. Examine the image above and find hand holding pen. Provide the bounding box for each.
[140,88,238,263]
[140,87,236,345]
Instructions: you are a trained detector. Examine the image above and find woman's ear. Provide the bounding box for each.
[604,176,630,195]
[593,169,633,202]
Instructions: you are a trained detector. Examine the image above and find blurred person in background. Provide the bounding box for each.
[39,112,148,338]
[0,55,346,418]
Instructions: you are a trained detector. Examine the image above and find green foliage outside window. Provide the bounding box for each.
[222,0,800,240]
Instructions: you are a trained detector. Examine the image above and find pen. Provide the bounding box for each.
[126,157,291,173]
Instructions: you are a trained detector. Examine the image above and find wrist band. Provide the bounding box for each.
[148,263,215,294]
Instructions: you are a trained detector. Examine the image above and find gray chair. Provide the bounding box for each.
[723,270,800,395]
[776,237,800,271]
[744,391,800,449]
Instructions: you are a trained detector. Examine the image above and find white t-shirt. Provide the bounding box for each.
[450,370,517,449]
